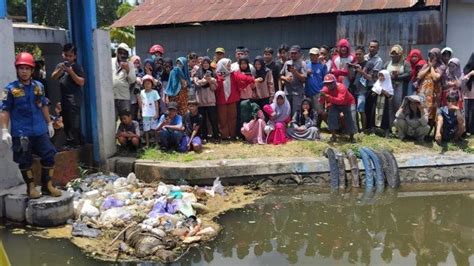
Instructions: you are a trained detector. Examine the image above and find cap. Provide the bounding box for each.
[290,45,301,53]
[142,74,154,84]
[441,47,453,55]
[323,74,336,83]
[215,47,225,54]
[167,102,178,110]
[309,48,320,55]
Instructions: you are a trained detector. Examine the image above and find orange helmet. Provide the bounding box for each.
[15,52,35,68]
[149,44,165,55]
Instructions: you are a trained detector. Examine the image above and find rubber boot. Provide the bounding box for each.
[21,169,41,199]
[41,167,62,197]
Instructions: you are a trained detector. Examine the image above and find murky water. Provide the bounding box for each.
[2,186,474,266]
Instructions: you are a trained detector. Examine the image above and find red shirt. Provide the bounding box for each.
[216,72,255,105]
[320,82,355,107]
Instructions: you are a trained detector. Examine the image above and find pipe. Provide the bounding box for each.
[358,148,374,190]
[382,150,400,189]
[346,150,360,188]
[325,148,339,190]
[26,0,32,23]
[362,147,385,191]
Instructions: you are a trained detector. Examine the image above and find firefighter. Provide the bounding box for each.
[1,52,62,198]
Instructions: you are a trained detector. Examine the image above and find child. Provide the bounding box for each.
[116,110,140,150]
[137,74,160,147]
[286,98,320,141]
[263,91,291,145]
[435,92,465,144]
[180,101,203,152]
[371,70,394,137]
[156,102,184,151]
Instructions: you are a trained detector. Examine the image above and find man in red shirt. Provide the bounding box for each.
[320,74,357,142]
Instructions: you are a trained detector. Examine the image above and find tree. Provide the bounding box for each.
[106,2,136,48]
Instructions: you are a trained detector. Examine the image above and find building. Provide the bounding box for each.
[115,0,472,65]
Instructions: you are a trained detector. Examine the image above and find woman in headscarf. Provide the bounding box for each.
[331,39,355,88]
[463,53,474,134]
[193,56,219,141]
[165,57,192,115]
[384,45,411,118]
[441,47,453,65]
[215,58,256,140]
[159,58,173,113]
[371,70,394,137]
[263,91,291,144]
[417,48,446,128]
[286,98,320,141]
[240,100,266,144]
[253,56,275,110]
[394,95,430,141]
[442,58,463,109]
[406,49,427,95]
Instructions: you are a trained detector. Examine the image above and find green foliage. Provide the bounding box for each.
[14,44,42,58]
[107,2,136,48]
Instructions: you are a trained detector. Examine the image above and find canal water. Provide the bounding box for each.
[1,186,473,265]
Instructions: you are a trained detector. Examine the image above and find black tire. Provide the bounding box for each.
[382,150,400,188]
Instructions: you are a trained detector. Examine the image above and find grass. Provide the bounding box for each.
[138,133,474,162]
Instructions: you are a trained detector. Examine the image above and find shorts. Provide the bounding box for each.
[356,94,366,113]
[143,117,158,132]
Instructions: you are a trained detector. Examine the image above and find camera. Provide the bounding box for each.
[164,111,169,118]
[118,54,128,63]
[133,87,140,95]
[63,61,71,67]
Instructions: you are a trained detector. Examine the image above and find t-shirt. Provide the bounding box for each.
[305,61,327,96]
[266,61,281,92]
[280,60,307,96]
[140,89,160,117]
[364,54,384,87]
[158,113,183,131]
[184,112,203,136]
[352,60,368,95]
[438,106,458,139]
[117,120,140,136]
[57,62,84,108]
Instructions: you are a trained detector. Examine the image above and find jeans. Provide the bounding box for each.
[158,129,183,151]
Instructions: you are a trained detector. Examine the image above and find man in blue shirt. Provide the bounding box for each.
[1,52,62,198]
[156,102,184,151]
[305,48,327,115]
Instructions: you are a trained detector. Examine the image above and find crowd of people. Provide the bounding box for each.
[113,40,474,152]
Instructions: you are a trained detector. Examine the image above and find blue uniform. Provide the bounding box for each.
[1,80,49,137]
[1,80,56,169]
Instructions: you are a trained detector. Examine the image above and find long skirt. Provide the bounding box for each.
[169,88,188,116]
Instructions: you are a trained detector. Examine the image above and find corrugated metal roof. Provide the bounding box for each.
[112,0,441,28]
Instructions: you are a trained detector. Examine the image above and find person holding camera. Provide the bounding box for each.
[51,43,85,147]
[112,43,136,120]
[280,45,307,115]
[156,102,184,151]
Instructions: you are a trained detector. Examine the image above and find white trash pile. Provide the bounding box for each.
[66,173,224,258]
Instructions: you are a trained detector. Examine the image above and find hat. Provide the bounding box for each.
[142,74,154,84]
[215,47,225,54]
[323,74,336,83]
[390,45,403,56]
[441,47,453,55]
[167,102,178,110]
[309,48,320,55]
[290,45,301,53]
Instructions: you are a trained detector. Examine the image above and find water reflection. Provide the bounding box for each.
[177,190,474,265]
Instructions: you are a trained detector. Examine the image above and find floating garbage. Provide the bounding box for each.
[64,173,261,263]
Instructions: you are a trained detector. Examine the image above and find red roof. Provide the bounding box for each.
[112,0,441,27]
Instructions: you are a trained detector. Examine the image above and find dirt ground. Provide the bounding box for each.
[140,133,474,162]
[33,185,267,263]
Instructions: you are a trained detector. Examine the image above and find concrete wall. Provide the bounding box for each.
[0,19,23,189]
[135,15,337,60]
[93,29,116,165]
[446,0,474,66]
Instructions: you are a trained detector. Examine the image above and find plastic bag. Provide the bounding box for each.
[99,207,132,223]
[126,173,137,184]
[157,182,170,196]
[205,177,225,197]
[72,222,101,238]
[101,196,125,210]
[79,200,100,217]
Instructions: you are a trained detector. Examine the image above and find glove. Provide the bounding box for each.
[1,128,12,148]
[48,122,55,138]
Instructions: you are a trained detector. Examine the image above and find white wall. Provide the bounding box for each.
[446,0,474,67]
[0,19,24,189]
[93,29,116,165]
